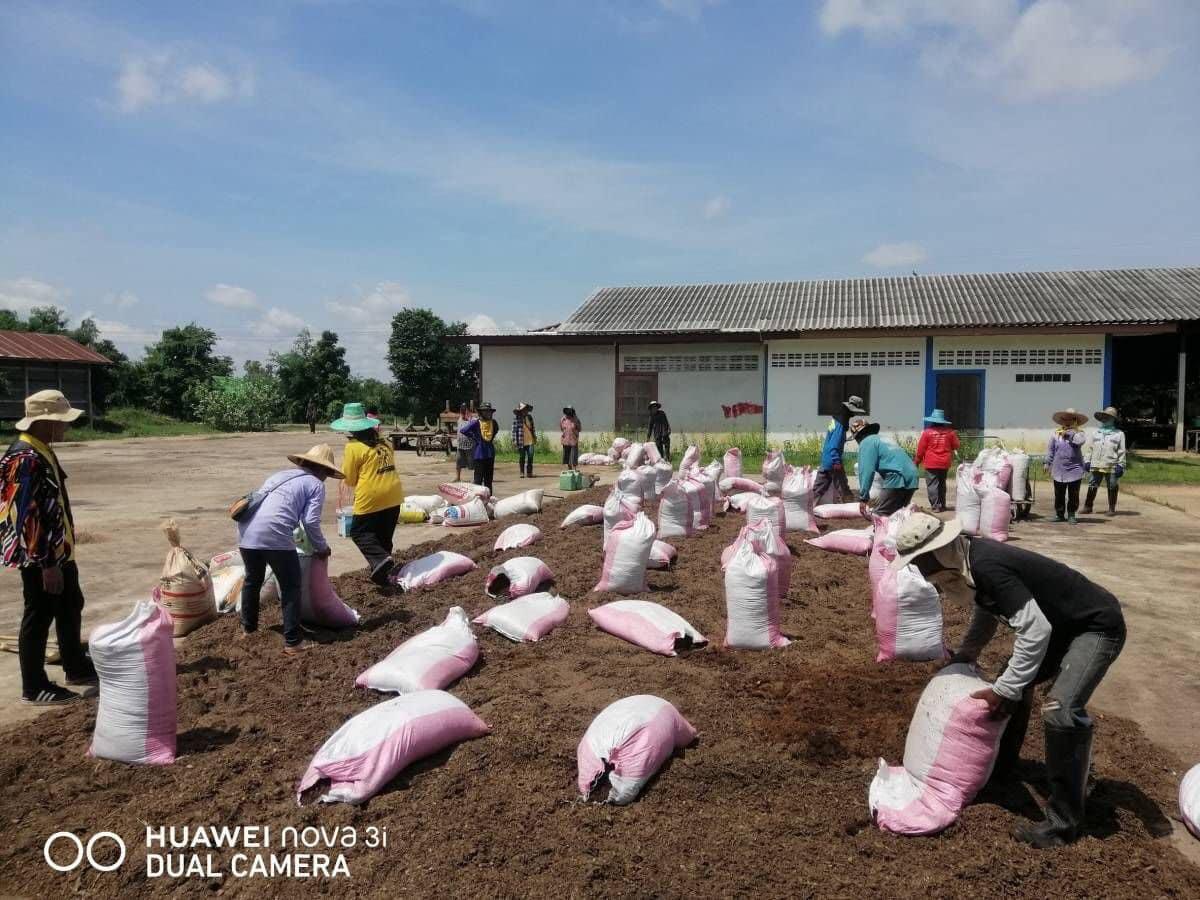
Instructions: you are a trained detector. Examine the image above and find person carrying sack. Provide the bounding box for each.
[459,402,498,493]
[331,403,405,586]
[1046,409,1088,523]
[849,417,918,516]
[237,445,340,654]
[1082,406,1126,516]
[0,390,97,706]
[813,395,865,505]
[893,511,1125,848]
[914,408,959,512]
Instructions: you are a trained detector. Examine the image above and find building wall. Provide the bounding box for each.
[618,342,764,435]
[481,344,615,442]
[766,337,926,442]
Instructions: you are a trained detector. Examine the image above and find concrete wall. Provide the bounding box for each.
[766,337,926,443]
[481,344,615,442]
[619,342,764,435]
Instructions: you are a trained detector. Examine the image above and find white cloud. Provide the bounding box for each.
[466,314,500,335]
[249,306,308,338]
[703,194,731,220]
[115,53,254,114]
[106,290,140,309]
[325,281,410,323]
[819,0,1170,101]
[205,283,260,309]
[0,276,69,314]
[862,241,928,268]
[658,0,722,21]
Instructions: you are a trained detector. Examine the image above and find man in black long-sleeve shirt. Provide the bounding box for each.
[892,512,1125,848]
[647,401,671,462]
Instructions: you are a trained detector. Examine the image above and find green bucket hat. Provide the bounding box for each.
[330,402,380,432]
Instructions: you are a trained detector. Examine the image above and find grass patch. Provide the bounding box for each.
[1,407,216,442]
[1121,452,1200,485]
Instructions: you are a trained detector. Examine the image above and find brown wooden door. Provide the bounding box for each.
[615,373,657,434]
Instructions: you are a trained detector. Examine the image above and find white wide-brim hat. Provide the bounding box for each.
[890,512,964,571]
[15,390,84,432]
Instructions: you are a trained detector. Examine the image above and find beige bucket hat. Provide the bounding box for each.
[890,511,964,571]
[1093,406,1118,422]
[1052,408,1088,428]
[15,390,84,432]
[287,444,344,479]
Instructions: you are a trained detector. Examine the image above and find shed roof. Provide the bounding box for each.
[555,266,1200,335]
[0,331,113,364]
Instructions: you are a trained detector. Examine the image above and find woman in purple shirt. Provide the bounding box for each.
[1045,409,1088,524]
[237,445,342,654]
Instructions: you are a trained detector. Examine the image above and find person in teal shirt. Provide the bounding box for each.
[850,417,918,516]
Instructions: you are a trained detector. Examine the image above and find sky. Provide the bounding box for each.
[2,0,1199,379]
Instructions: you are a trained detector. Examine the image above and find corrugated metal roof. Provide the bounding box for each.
[0,331,113,364]
[554,266,1200,335]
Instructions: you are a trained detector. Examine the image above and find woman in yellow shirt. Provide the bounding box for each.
[332,403,405,585]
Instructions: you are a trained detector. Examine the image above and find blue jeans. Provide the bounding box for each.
[517,445,534,476]
[239,547,303,646]
[1040,630,1125,730]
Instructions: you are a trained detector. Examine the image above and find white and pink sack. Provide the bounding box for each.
[625,442,647,469]
[722,518,791,586]
[473,592,569,642]
[780,466,817,532]
[443,496,490,527]
[724,539,789,649]
[976,475,1011,542]
[356,607,478,694]
[492,489,544,518]
[868,510,916,591]
[300,555,360,628]
[438,482,490,504]
[720,477,765,496]
[578,452,617,466]
[392,551,477,591]
[595,513,656,594]
[805,527,873,557]
[685,472,714,530]
[869,664,1009,835]
[704,460,724,503]
[647,540,677,570]
[955,464,981,534]
[298,691,489,805]
[1180,763,1200,839]
[562,504,604,529]
[762,450,786,488]
[402,494,448,515]
[745,495,786,534]
[637,464,659,502]
[611,437,631,456]
[616,467,643,499]
[577,695,697,805]
[723,447,743,479]
[973,447,1013,493]
[643,442,662,465]
[723,491,760,513]
[654,460,674,496]
[589,600,707,656]
[89,600,177,766]
[873,564,946,663]
[657,480,696,540]
[679,445,700,473]
[495,523,542,551]
[485,556,554,599]
[814,501,864,520]
[603,489,643,549]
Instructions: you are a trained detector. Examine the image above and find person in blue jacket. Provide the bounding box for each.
[850,417,918,516]
[812,394,866,505]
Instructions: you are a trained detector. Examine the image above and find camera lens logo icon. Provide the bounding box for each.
[44,832,126,872]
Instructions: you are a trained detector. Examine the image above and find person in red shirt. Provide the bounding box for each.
[914,409,959,512]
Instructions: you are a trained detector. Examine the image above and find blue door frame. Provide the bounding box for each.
[924,338,986,430]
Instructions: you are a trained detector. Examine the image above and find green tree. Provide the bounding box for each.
[0,310,21,331]
[25,305,70,335]
[347,377,396,420]
[192,377,283,432]
[272,329,351,422]
[386,309,476,420]
[140,324,233,419]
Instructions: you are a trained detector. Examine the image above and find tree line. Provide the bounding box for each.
[1,306,477,430]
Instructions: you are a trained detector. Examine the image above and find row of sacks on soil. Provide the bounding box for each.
[81,448,1200,839]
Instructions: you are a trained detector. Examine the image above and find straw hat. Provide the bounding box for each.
[1094,406,1118,422]
[287,444,344,479]
[329,402,380,433]
[1052,408,1088,428]
[15,390,84,432]
[890,511,964,571]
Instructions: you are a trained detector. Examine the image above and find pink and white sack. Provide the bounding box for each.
[745,495,786,534]
[868,510,917,592]
[603,489,643,549]
[391,551,477,591]
[724,539,790,649]
[443,496,490,527]
[1180,763,1200,839]
[495,523,542,551]
[762,450,786,488]
[654,460,674,496]
[1009,451,1030,502]
[562,504,604,528]
[492,488,544,518]
[679,445,700,473]
[643,442,662,465]
[869,664,1009,835]
[625,442,647,469]
[298,691,489,805]
[720,476,765,496]
[723,447,743,479]
[722,519,791,587]
[814,501,864,520]
[657,479,696,540]
[724,491,760,513]
[973,447,1013,493]
[647,540,677,570]
[589,600,707,656]
[355,607,478,694]
[872,564,946,663]
[636,464,658,501]
[402,495,448,515]
[704,460,724,503]
[976,473,1011,542]
[595,513,656,594]
[89,600,177,766]
[579,452,617,466]
[485,556,555,599]
[300,555,361,628]
[805,526,873,557]
[781,466,817,533]
[473,592,569,642]
[616,467,643,499]
[577,695,697,805]
[611,437,631,456]
[438,482,490,504]
[685,472,714,530]
[954,464,981,534]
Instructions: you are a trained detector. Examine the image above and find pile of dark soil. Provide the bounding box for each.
[0,487,1196,898]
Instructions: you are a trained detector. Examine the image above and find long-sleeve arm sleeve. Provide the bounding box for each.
[302,482,330,552]
[957,603,999,661]
[991,599,1052,701]
[1068,429,1086,447]
[1116,432,1127,468]
[915,431,929,466]
[856,439,878,501]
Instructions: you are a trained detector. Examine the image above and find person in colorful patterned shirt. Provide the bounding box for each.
[1,391,98,706]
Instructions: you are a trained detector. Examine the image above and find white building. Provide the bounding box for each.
[455,267,1199,450]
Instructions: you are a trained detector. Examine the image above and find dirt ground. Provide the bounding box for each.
[0,485,1198,898]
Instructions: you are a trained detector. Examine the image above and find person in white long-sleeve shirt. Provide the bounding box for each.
[891,512,1126,849]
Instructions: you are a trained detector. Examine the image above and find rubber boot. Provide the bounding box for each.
[1081,485,1098,515]
[1106,484,1119,515]
[989,689,1033,782]
[1014,724,1093,848]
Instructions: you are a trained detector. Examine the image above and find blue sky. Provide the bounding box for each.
[3,0,1199,378]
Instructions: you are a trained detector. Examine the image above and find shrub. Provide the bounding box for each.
[192,379,283,432]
